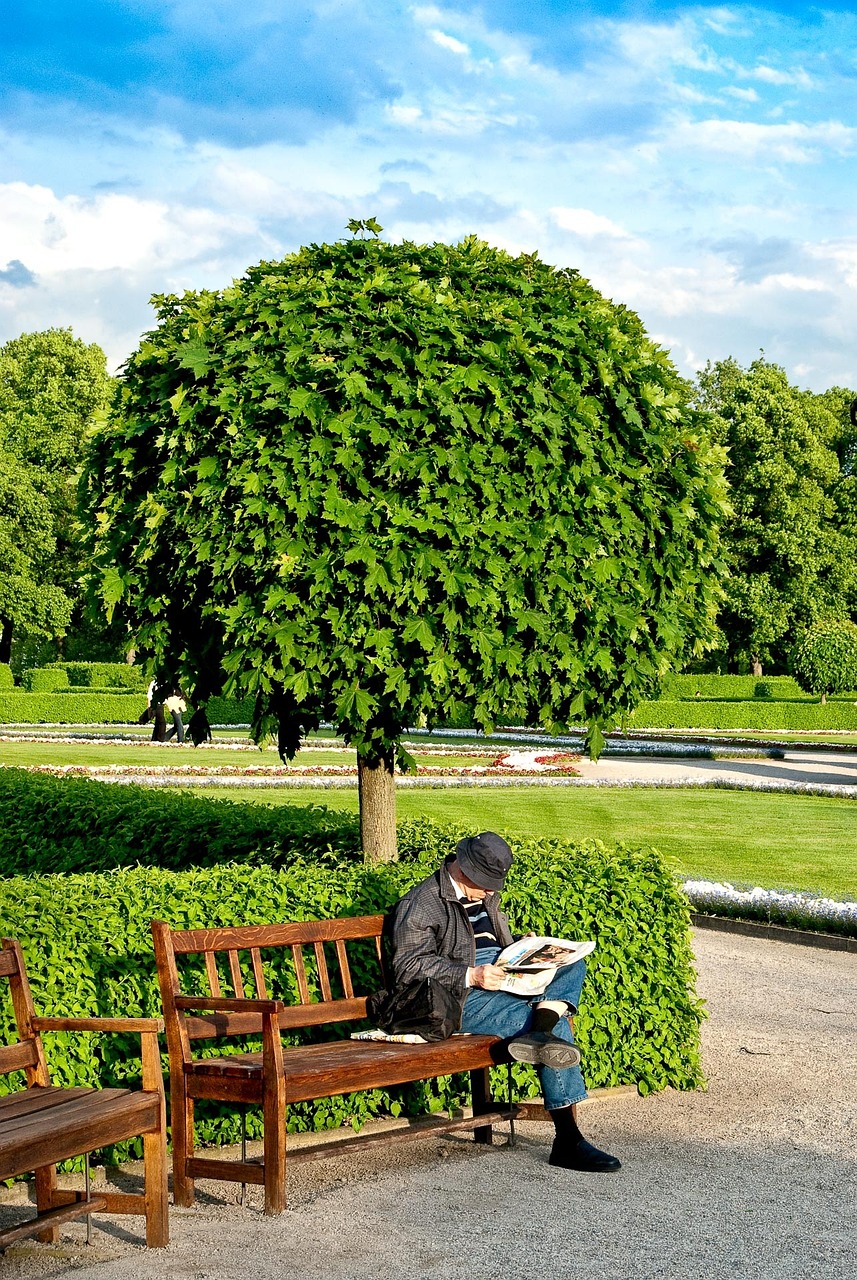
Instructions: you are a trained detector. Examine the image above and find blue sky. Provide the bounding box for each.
[1,1,856,389]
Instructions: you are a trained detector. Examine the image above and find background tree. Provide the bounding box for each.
[83,232,728,861]
[0,328,114,666]
[0,447,73,662]
[791,618,857,703]
[695,357,851,675]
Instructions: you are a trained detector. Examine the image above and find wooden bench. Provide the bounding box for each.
[151,915,516,1215]
[0,938,169,1250]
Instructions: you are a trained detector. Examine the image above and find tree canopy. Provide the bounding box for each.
[0,328,113,664]
[83,233,728,856]
[695,356,856,673]
[791,618,857,702]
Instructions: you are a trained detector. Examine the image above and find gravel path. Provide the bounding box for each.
[2,929,855,1279]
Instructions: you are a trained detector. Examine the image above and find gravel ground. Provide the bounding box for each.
[2,929,855,1279]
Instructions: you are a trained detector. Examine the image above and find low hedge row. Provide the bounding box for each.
[43,662,147,689]
[0,768,363,875]
[0,692,149,724]
[661,674,857,701]
[0,832,704,1160]
[21,667,70,692]
[0,691,252,725]
[633,699,857,731]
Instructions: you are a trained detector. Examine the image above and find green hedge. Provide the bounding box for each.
[661,673,857,701]
[0,665,14,690]
[0,835,704,1161]
[206,695,254,725]
[21,667,70,692]
[0,768,362,876]
[44,662,147,689]
[0,692,149,724]
[633,699,857,731]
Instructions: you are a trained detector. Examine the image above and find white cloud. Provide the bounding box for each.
[428,29,469,57]
[668,118,856,163]
[550,207,632,240]
[749,65,813,88]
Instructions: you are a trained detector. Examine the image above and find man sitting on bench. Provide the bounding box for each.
[391,831,621,1173]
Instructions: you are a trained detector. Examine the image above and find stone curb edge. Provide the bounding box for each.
[690,912,857,952]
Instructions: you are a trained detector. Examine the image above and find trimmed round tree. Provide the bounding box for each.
[82,232,727,860]
[792,618,857,703]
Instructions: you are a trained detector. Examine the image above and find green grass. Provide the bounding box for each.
[0,740,492,770]
[179,784,857,900]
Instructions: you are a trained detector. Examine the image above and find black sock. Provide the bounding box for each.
[550,1104,583,1144]
[531,1005,564,1036]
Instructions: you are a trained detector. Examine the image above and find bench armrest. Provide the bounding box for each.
[33,1016,164,1034]
[173,996,284,1015]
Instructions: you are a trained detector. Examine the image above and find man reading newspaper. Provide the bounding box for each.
[391,831,621,1172]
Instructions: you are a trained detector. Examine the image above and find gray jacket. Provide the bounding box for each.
[391,860,514,1011]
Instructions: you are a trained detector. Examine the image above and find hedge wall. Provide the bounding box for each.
[21,667,70,692]
[0,768,363,875]
[0,692,148,724]
[0,664,13,690]
[0,836,704,1161]
[633,699,857,731]
[660,674,857,701]
[44,662,147,689]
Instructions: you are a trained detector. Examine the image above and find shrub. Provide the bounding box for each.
[633,699,857,731]
[0,835,704,1160]
[206,695,255,725]
[45,662,147,689]
[0,664,13,690]
[0,768,362,876]
[21,667,70,692]
[791,619,857,702]
[0,692,148,724]
[753,681,773,699]
[660,674,806,700]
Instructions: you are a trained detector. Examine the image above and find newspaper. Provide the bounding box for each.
[494,936,595,996]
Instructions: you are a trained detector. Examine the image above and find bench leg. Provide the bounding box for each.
[171,1082,195,1208]
[34,1165,59,1244]
[262,1087,287,1216]
[143,1124,170,1246]
[471,1067,494,1146]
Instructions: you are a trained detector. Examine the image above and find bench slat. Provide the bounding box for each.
[335,940,353,999]
[204,952,221,997]
[0,1085,92,1121]
[291,946,310,1004]
[0,1039,38,1076]
[313,942,332,1003]
[0,950,20,977]
[0,1090,161,1181]
[227,951,245,999]
[169,916,386,954]
[250,947,267,998]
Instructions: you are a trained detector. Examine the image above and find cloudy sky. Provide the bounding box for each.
[2,1,856,390]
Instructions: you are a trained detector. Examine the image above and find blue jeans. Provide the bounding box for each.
[460,946,587,1111]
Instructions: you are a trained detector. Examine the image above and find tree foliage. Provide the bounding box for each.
[791,617,857,700]
[695,357,856,671]
[0,329,114,664]
[83,234,727,768]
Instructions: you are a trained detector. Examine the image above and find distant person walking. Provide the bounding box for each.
[145,680,167,743]
[164,690,187,744]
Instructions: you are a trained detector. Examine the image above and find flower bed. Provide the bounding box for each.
[683,879,857,937]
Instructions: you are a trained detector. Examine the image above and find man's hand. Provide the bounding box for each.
[468,964,506,991]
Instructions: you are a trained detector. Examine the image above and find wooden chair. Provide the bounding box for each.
[0,939,169,1250]
[152,915,514,1216]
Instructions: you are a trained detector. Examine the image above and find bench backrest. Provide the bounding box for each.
[0,939,50,1088]
[151,916,388,1064]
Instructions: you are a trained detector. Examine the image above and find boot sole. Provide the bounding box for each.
[508,1040,581,1069]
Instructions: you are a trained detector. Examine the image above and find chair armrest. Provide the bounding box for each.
[33,1016,164,1034]
[173,996,284,1015]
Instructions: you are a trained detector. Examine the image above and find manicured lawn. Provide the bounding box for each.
[183,784,857,899]
[0,740,491,770]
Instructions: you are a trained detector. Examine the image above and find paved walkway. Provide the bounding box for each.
[2,929,855,1279]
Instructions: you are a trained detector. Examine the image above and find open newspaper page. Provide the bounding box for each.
[495,936,595,997]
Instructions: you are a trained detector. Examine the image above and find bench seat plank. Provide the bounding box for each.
[186,1035,505,1104]
[0,1089,161,1180]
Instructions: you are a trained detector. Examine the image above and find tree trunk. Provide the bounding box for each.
[0,618,12,665]
[820,692,827,705]
[751,656,762,677]
[357,749,397,863]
